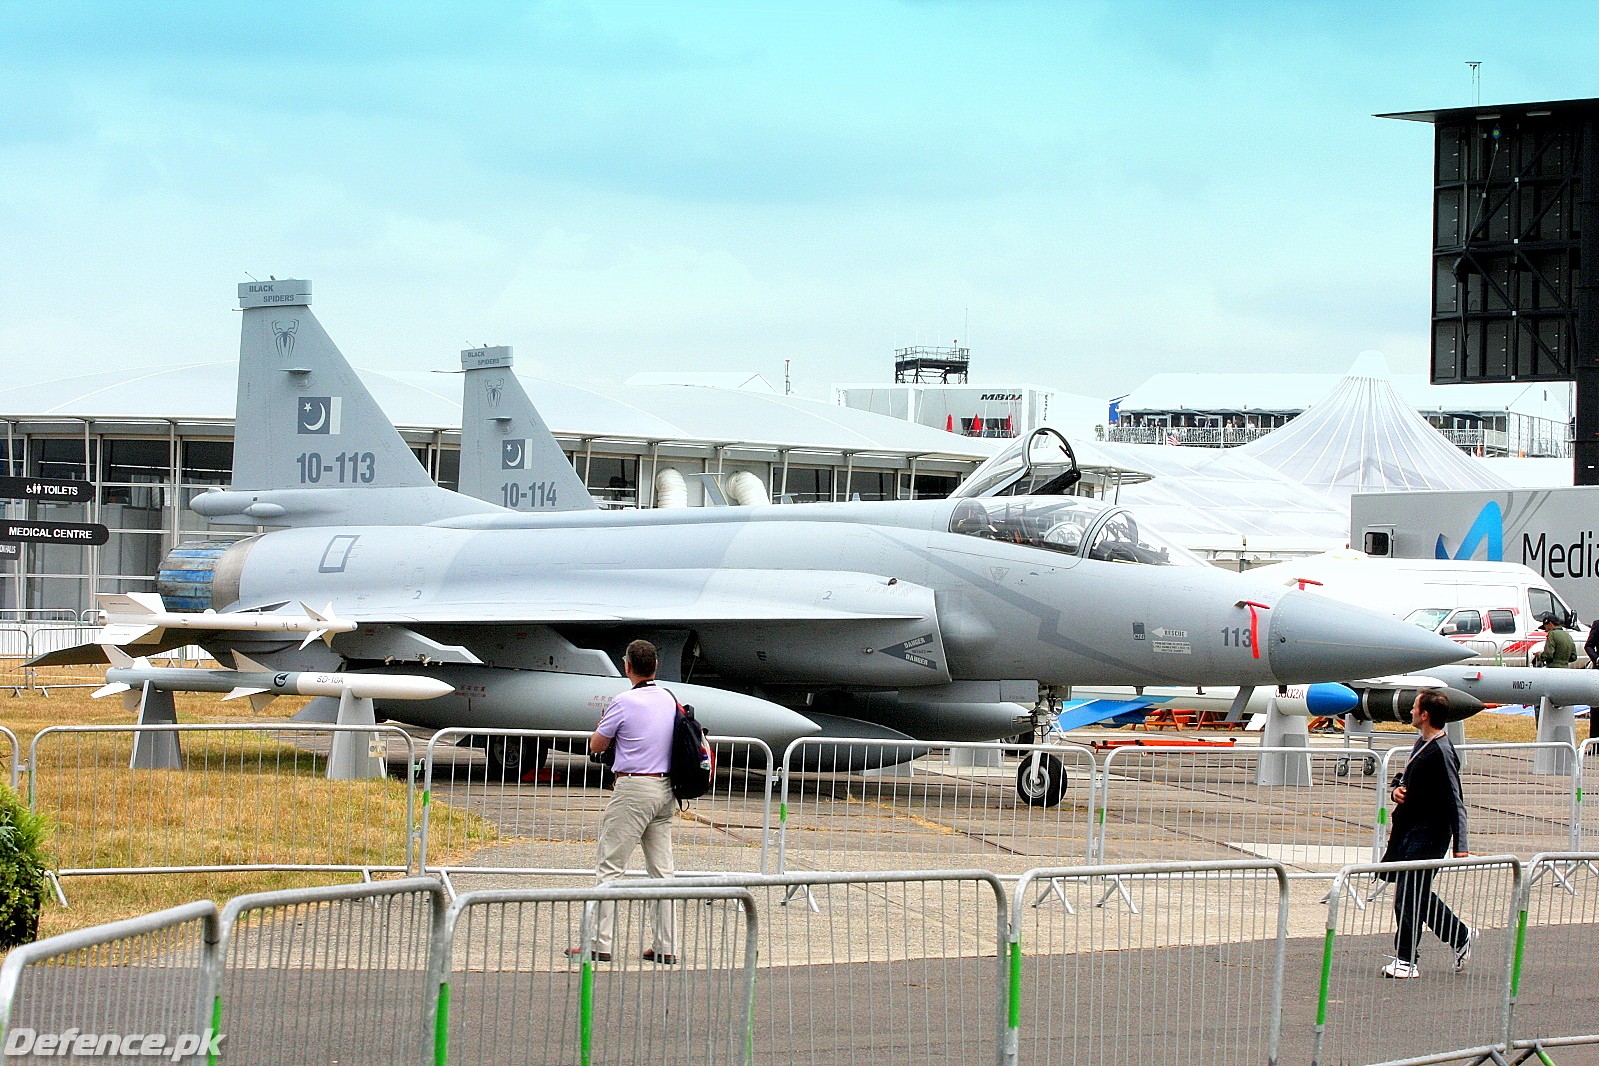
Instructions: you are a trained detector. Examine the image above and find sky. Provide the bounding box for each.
[2,1,1596,402]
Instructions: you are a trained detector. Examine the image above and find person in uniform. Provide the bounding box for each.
[1534,615,1577,668]
[1380,688,1473,979]
[567,639,678,964]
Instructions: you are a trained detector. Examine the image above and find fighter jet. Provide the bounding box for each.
[39,280,1470,802]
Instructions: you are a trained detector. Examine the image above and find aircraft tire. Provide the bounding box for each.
[484,735,549,781]
[1016,752,1067,807]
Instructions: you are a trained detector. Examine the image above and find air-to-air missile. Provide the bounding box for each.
[95,591,356,649]
[95,648,452,712]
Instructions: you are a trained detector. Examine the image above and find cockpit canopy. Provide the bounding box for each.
[947,497,1203,566]
[951,427,1084,499]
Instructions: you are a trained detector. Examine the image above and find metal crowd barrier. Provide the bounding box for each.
[23,859,1599,1063]
[418,727,776,888]
[1578,739,1599,850]
[1,725,16,790]
[432,883,759,1066]
[1313,855,1522,1066]
[1094,745,1380,875]
[0,901,218,1061]
[27,724,418,891]
[1377,742,1580,859]
[207,877,445,1065]
[15,624,104,692]
[777,738,1096,876]
[1509,851,1599,1056]
[1009,860,1288,1066]
[678,869,1009,1066]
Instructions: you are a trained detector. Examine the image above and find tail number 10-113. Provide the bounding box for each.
[296,451,376,484]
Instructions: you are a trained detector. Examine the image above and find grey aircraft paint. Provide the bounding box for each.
[49,280,1473,766]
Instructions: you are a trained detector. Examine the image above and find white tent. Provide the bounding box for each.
[1097,441,1350,563]
[1236,353,1511,503]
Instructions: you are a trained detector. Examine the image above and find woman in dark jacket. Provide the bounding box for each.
[1585,620,1599,668]
[1380,688,1473,979]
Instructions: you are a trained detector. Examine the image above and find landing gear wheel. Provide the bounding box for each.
[484,735,549,781]
[1336,757,1350,778]
[1017,752,1067,807]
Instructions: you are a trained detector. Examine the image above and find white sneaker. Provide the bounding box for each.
[1382,958,1420,979]
[1454,927,1478,973]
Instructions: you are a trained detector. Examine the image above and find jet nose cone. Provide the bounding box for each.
[1267,592,1469,683]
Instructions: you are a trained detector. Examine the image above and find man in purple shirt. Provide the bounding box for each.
[567,639,678,964]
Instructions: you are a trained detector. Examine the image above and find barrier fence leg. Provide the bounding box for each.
[44,869,67,907]
[1029,877,1075,914]
[129,683,183,769]
[1094,874,1136,913]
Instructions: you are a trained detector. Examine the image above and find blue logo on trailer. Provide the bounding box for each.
[1435,501,1504,561]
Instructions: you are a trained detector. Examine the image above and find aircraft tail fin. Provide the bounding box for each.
[197,281,502,528]
[456,347,597,512]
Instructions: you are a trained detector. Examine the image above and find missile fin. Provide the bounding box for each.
[299,629,324,650]
[120,690,141,714]
[232,651,271,672]
[98,623,161,645]
[102,645,134,669]
[97,591,165,616]
[303,601,332,622]
[247,692,278,713]
[222,686,269,702]
[91,682,131,700]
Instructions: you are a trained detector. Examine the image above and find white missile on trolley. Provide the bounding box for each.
[95,592,357,649]
[94,647,453,713]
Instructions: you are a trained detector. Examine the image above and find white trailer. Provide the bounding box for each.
[1349,487,1599,622]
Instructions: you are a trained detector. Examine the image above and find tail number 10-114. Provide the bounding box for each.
[502,481,560,508]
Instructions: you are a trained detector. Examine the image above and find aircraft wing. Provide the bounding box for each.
[267,569,936,626]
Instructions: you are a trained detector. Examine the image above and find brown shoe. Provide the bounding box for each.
[565,947,611,962]
[641,949,678,965]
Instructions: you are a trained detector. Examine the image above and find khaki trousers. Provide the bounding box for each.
[593,775,676,955]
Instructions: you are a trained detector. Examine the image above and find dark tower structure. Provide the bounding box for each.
[1381,98,1599,483]
[894,345,970,384]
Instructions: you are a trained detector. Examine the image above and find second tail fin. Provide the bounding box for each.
[457,346,597,512]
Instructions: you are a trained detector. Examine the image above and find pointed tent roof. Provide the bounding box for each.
[1237,352,1511,501]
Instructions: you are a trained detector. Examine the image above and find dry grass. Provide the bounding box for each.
[1,665,497,936]
[1373,712,1541,743]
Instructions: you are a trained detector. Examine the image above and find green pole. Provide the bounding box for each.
[579,959,595,1066]
[207,995,223,1066]
[433,983,451,1066]
[1315,929,1336,1027]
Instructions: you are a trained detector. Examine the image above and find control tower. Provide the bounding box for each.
[894,345,970,384]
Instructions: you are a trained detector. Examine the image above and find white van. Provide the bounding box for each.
[1249,551,1583,667]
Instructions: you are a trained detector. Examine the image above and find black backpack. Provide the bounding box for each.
[666,694,715,803]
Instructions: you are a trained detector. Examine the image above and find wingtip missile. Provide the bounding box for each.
[94,593,358,644]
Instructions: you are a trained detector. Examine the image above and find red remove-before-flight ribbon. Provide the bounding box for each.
[1236,600,1270,659]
